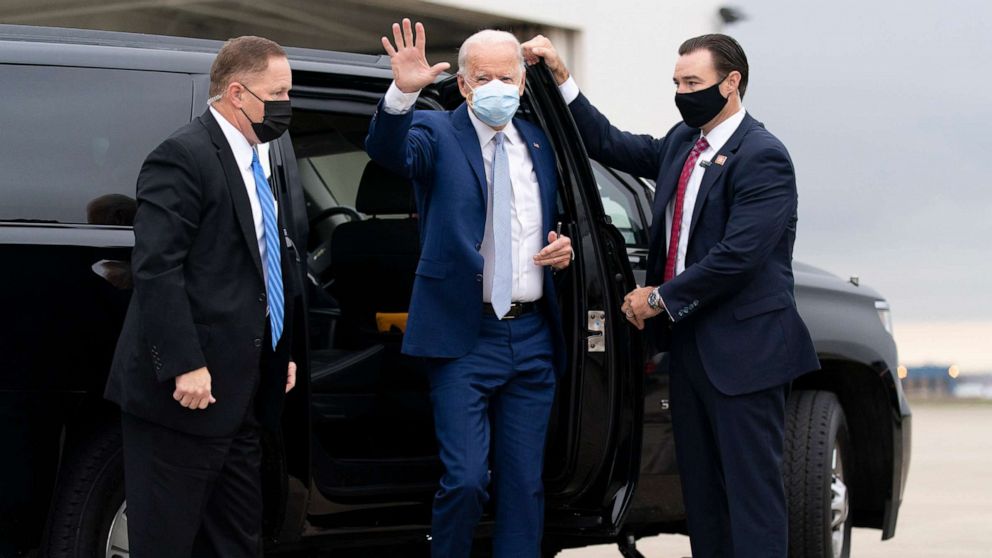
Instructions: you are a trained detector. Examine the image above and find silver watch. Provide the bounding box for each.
[647,287,663,311]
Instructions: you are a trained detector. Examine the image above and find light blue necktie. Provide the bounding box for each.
[251,148,284,349]
[491,132,512,319]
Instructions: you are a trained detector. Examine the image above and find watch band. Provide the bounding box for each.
[648,287,672,321]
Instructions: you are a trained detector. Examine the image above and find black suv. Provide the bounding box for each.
[0,25,910,558]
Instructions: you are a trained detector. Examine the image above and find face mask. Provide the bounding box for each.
[674,75,728,129]
[239,84,292,143]
[468,79,521,128]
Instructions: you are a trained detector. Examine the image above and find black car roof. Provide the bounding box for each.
[0,23,394,78]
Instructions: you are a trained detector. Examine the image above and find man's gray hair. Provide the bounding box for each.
[457,29,525,77]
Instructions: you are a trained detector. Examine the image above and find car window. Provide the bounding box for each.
[0,65,191,225]
[591,161,649,247]
[292,110,372,216]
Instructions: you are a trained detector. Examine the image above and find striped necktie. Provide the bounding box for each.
[251,148,284,349]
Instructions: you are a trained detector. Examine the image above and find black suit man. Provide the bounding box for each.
[104,36,302,558]
[525,34,820,557]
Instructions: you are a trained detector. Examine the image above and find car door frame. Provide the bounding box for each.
[518,63,646,540]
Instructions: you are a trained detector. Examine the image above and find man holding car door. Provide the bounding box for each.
[524,33,819,558]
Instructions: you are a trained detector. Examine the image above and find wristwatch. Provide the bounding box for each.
[646,287,669,318]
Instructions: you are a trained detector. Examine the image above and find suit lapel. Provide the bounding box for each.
[201,110,264,280]
[649,136,695,248]
[516,121,556,232]
[452,104,488,202]
[686,114,755,243]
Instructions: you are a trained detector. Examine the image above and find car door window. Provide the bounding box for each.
[0,65,191,225]
[591,161,650,248]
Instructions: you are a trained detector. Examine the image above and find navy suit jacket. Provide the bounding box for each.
[569,94,819,395]
[365,101,566,376]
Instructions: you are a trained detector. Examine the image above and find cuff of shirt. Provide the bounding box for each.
[383,81,420,114]
[559,76,580,105]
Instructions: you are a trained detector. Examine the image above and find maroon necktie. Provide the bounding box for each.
[663,136,710,282]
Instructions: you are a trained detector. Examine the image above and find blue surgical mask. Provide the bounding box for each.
[468,79,521,128]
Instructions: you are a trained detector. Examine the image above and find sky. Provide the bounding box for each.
[723,0,992,371]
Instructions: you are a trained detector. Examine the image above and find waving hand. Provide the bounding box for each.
[382,18,451,93]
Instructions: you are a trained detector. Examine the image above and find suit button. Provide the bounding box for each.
[253,338,263,348]
[475,274,483,282]
[258,292,266,302]
[475,243,482,251]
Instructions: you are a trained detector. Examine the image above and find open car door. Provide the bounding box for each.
[513,63,646,548]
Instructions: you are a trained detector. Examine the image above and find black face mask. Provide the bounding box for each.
[240,84,292,143]
[674,76,728,129]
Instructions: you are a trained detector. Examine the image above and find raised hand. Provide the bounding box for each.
[521,35,570,85]
[381,18,451,93]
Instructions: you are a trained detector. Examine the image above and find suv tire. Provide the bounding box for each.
[40,423,126,558]
[784,390,852,558]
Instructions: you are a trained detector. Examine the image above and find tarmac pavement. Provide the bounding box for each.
[561,399,992,558]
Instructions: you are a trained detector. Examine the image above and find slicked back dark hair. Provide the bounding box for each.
[678,34,749,99]
[209,36,286,97]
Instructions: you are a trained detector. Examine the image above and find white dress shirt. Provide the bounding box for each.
[383,82,545,302]
[208,106,276,292]
[558,77,746,276]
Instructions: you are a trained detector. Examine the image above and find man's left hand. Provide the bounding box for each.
[534,232,572,270]
[286,361,297,393]
[622,286,662,330]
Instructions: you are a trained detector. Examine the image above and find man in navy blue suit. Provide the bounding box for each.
[365,19,572,558]
[525,34,820,557]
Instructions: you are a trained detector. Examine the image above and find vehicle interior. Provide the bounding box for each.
[291,105,437,508]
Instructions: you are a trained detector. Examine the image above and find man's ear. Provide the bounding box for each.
[227,82,245,108]
[457,74,471,100]
[724,71,742,97]
[518,71,527,96]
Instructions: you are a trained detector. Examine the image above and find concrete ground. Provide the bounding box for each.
[561,399,992,558]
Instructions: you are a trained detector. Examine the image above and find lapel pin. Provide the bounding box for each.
[533,142,541,149]
[714,154,727,166]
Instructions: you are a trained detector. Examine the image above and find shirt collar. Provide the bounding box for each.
[210,105,255,172]
[701,106,747,153]
[209,105,271,175]
[467,105,520,148]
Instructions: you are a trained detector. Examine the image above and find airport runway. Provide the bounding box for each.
[561,399,992,558]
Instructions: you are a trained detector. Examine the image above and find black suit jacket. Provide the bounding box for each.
[569,94,819,395]
[105,110,302,437]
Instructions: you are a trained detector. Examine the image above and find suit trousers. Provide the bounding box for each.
[424,311,556,558]
[669,326,788,558]
[121,412,262,558]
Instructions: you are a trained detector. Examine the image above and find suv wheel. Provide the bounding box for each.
[41,423,127,558]
[784,390,852,558]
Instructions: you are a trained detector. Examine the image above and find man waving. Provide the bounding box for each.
[366,19,571,558]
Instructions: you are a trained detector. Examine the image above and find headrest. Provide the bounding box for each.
[356,161,415,215]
